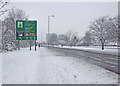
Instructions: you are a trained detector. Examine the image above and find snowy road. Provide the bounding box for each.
[2,47,118,84]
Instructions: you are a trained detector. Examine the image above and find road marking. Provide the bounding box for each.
[106,57,118,61]
[111,66,116,68]
[88,56,101,61]
[104,64,111,67]
[105,61,118,65]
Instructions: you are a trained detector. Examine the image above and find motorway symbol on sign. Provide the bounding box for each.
[18,22,23,28]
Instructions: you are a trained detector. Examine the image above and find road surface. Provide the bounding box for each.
[49,46,119,74]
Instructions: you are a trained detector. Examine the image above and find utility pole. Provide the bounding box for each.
[47,15,54,49]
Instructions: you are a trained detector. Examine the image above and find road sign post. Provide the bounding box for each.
[30,40,31,50]
[35,40,36,51]
[16,20,37,51]
[18,40,20,50]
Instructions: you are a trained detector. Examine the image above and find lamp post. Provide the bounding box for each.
[48,15,55,48]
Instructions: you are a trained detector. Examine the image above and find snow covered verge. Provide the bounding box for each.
[53,46,119,56]
[2,47,118,84]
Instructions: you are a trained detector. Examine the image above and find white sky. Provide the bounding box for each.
[10,0,119,2]
[5,1,118,42]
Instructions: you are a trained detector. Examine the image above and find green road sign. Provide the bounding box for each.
[16,20,37,40]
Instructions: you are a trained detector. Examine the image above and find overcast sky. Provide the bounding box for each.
[10,2,118,42]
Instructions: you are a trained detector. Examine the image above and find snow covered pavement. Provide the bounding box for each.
[2,47,118,84]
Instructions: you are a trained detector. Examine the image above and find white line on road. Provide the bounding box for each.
[105,57,118,61]
[105,61,118,65]
[111,66,116,68]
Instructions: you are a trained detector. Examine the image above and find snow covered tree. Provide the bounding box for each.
[57,34,68,46]
[57,30,79,46]
[83,31,92,46]
[2,9,29,51]
[89,16,118,50]
[0,0,8,16]
[106,17,118,45]
[78,31,93,46]
[70,32,78,46]
[0,0,13,16]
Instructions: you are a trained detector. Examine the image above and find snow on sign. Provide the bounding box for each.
[16,20,37,40]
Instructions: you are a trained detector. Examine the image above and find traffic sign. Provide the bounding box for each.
[16,20,37,40]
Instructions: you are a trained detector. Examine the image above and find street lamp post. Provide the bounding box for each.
[48,15,54,49]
